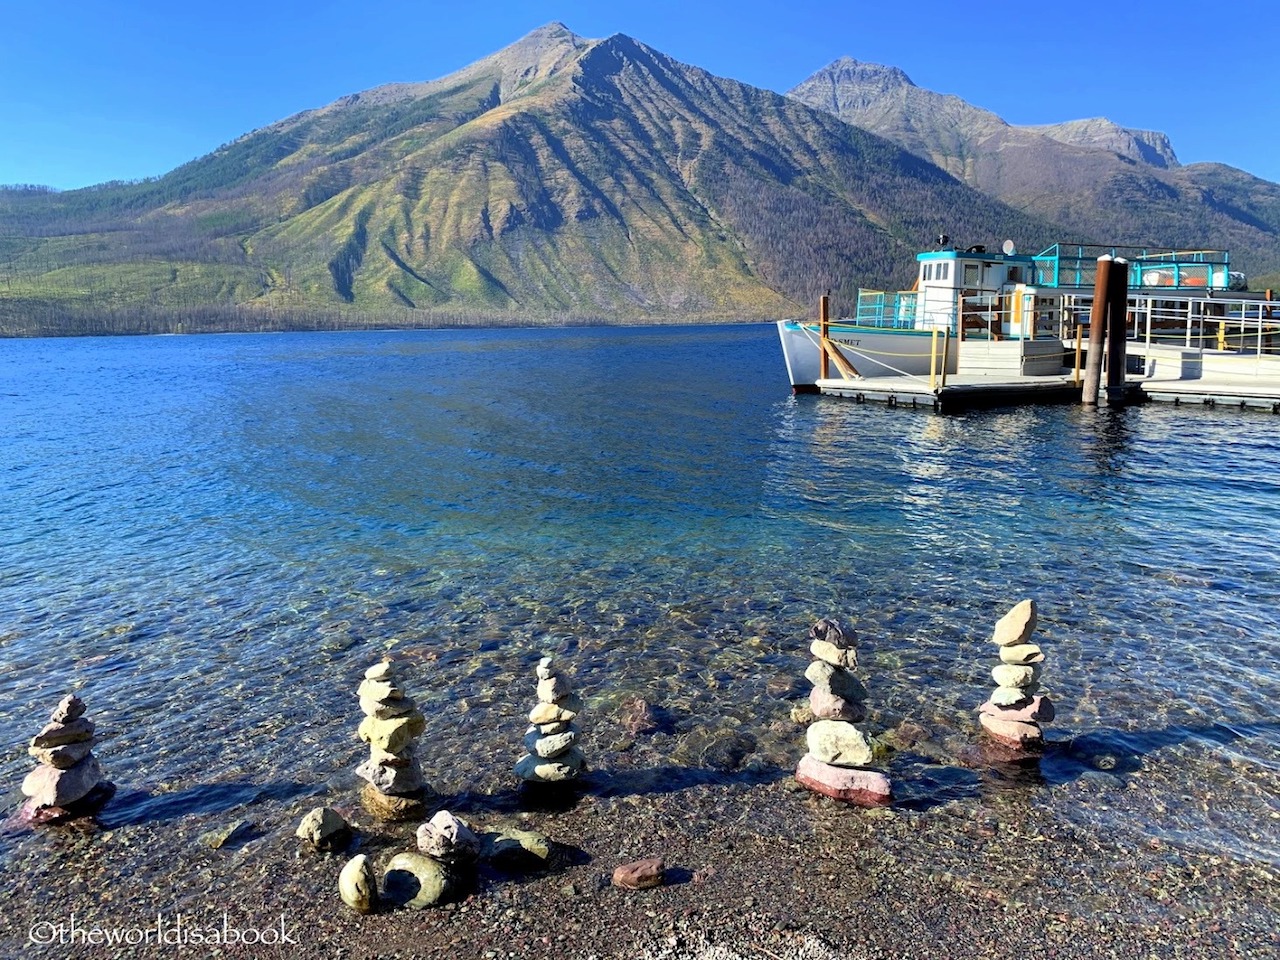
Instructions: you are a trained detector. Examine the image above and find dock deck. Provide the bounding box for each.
[1139,377,1280,412]
[814,373,1085,412]
[815,372,1280,413]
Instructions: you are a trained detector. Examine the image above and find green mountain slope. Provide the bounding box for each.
[788,58,1280,281]
[0,24,1059,333]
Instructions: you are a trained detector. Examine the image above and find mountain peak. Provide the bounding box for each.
[787,57,916,118]
[1023,116,1179,168]
[528,21,577,38]
[824,57,916,87]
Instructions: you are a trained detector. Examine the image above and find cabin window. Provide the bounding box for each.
[1007,266,1020,283]
[963,263,979,286]
[923,263,933,281]
[937,262,949,281]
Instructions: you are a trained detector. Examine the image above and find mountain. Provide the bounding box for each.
[0,25,1055,334]
[788,58,1280,280]
[1025,118,1179,169]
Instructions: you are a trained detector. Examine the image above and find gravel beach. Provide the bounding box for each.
[5,760,1277,960]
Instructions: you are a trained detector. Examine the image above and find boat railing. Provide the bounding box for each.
[855,286,1065,340]
[854,289,921,329]
[1033,243,1232,290]
[1056,290,1280,356]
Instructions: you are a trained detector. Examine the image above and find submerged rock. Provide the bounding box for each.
[199,818,254,850]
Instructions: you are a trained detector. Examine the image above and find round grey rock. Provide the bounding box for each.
[382,852,450,910]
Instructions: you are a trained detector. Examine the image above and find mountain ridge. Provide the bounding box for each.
[787,57,1280,279]
[2,26,1276,335]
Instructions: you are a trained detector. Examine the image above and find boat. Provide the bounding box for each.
[777,240,1280,403]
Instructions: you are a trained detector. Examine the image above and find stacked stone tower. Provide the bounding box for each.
[978,599,1055,750]
[795,618,891,805]
[515,656,587,784]
[21,694,114,823]
[356,661,431,819]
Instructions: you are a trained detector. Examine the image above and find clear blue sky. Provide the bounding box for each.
[3,0,1277,190]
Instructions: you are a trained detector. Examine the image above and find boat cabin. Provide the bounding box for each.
[857,240,1237,341]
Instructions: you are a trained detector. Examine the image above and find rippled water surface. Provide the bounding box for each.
[2,324,1278,864]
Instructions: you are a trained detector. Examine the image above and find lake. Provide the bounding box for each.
[2,323,1278,868]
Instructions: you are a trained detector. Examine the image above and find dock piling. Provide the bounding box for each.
[1081,256,1112,405]
[819,294,830,381]
[1106,258,1130,406]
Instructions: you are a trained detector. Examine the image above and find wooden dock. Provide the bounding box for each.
[1139,378,1280,412]
[814,373,1085,413]
[815,372,1280,413]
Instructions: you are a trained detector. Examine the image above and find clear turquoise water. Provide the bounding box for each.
[1,324,1278,863]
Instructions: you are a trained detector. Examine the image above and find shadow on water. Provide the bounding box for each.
[883,720,1277,811]
[886,755,985,812]
[100,780,319,828]
[1039,720,1276,787]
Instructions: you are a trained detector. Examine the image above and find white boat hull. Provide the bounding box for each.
[776,320,956,389]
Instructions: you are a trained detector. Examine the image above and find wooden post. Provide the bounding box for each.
[929,328,939,391]
[1074,324,1084,386]
[1081,256,1112,405]
[819,294,830,381]
[1105,257,1129,405]
[940,327,951,388]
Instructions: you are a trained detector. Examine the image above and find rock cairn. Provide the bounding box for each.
[21,694,114,823]
[356,661,431,820]
[978,599,1055,751]
[794,618,891,806]
[515,656,586,784]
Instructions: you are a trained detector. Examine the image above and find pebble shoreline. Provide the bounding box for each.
[4,763,1277,960]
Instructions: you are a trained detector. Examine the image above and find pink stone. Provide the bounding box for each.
[979,713,1044,748]
[809,687,866,723]
[795,754,891,806]
[979,695,1055,724]
[612,857,665,890]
